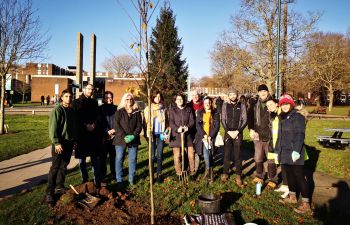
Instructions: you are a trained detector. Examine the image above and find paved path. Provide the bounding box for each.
[0,146,79,200]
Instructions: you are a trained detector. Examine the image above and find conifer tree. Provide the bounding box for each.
[149,3,188,103]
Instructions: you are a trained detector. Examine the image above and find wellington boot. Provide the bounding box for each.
[294,201,312,214]
[279,194,297,204]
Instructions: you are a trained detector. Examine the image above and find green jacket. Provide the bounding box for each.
[49,104,78,145]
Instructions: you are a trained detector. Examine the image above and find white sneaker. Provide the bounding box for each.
[281,191,289,199]
[275,184,289,193]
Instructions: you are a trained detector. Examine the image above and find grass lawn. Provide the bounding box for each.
[306,105,350,116]
[0,115,51,161]
[0,143,323,225]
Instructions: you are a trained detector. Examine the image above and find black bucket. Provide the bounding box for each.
[198,193,222,214]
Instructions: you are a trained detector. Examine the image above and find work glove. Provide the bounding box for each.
[228,130,239,139]
[124,135,135,144]
[249,129,256,140]
[177,127,184,133]
[291,151,301,162]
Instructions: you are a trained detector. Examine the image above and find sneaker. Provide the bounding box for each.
[252,177,264,183]
[221,174,228,183]
[279,194,297,204]
[267,181,277,189]
[281,191,289,199]
[294,201,312,214]
[275,184,289,193]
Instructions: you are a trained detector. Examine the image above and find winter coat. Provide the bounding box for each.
[113,108,142,147]
[49,104,78,145]
[169,105,195,148]
[99,103,117,144]
[247,97,271,141]
[275,109,306,165]
[72,94,102,158]
[194,108,220,155]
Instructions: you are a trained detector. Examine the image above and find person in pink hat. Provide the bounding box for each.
[276,94,312,214]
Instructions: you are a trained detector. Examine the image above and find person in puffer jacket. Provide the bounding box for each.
[276,94,312,214]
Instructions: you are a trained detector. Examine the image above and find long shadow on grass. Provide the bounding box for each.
[304,144,320,202]
[0,157,52,174]
[313,180,350,225]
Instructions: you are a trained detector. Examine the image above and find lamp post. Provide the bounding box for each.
[275,0,282,99]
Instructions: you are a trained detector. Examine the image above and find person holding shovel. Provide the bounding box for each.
[46,89,77,206]
[113,93,142,186]
[169,93,195,180]
[194,96,220,183]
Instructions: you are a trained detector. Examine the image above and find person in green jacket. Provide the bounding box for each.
[46,89,77,206]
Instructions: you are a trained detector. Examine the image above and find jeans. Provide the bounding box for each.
[79,155,102,186]
[115,145,138,184]
[101,143,116,179]
[46,142,73,194]
[202,144,213,169]
[151,134,164,175]
[223,134,242,175]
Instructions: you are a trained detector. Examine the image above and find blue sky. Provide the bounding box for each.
[32,0,350,78]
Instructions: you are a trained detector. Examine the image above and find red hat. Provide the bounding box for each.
[279,94,295,107]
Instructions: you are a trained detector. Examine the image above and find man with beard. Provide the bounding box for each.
[247,84,278,188]
[221,88,247,187]
[72,83,103,187]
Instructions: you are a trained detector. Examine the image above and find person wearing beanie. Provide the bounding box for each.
[276,94,311,214]
[221,88,247,187]
[247,84,276,187]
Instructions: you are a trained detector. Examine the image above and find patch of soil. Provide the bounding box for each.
[54,182,181,225]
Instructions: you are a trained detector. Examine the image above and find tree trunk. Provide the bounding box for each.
[22,93,25,104]
[282,1,288,94]
[0,76,5,134]
[328,86,333,112]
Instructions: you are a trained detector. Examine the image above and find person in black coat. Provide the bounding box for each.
[276,94,311,214]
[169,93,195,177]
[194,97,220,183]
[72,83,103,186]
[99,91,117,180]
[112,93,142,185]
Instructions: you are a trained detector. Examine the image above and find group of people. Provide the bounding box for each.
[46,83,311,214]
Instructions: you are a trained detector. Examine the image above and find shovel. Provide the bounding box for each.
[178,132,188,184]
[69,184,100,209]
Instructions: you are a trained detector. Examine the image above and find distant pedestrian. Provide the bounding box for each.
[46,89,77,206]
[41,95,45,105]
[46,95,51,106]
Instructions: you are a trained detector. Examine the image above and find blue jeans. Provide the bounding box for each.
[203,144,213,169]
[79,155,102,185]
[115,145,138,184]
[151,134,164,175]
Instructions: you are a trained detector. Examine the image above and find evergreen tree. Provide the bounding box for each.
[149,3,188,104]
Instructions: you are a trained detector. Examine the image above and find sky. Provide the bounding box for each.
[32,0,350,78]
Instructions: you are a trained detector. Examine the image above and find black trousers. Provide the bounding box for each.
[223,133,242,175]
[101,143,116,179]
[282,164,309,199]
[46,142,73,194]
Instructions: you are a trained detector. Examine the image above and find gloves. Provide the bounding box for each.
[177,127,184,133]
[291,151,301,162]
[249,129,256,140]
[124,135,135,143]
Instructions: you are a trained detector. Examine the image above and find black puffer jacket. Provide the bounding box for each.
[113,108,142,147]
[99,103,117,143]
[275,109,306,165]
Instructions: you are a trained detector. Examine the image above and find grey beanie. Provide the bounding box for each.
[227,87,238,95]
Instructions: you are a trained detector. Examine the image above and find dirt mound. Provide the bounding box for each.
[53,182,181,225]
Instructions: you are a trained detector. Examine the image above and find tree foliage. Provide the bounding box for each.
[101,54,137,77]
[149,3,188,103]
[0,0,49,134]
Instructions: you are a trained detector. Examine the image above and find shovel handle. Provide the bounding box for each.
[69,184,79,195]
